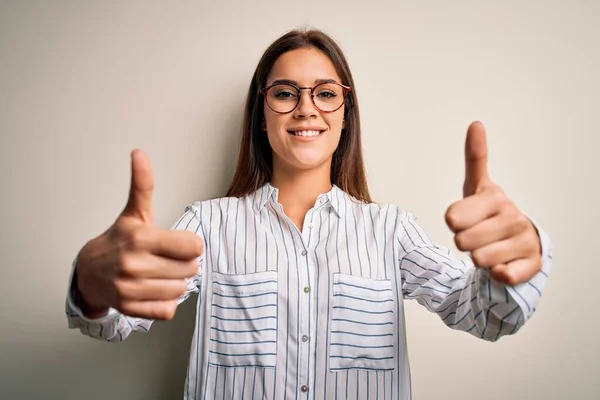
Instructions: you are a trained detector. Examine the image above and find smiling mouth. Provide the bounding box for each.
[287,129,325,137]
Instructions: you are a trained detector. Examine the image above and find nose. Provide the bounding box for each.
[294,88,318,118]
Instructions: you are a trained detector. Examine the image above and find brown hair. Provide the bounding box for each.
[226,27,372,203]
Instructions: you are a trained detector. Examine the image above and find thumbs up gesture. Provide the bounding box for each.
[74,150,204,320]
[445,122,542,286]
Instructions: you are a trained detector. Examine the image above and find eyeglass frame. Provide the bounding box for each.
[259,80,352,114]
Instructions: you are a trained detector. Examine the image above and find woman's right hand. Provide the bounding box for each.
[74,150,204,320]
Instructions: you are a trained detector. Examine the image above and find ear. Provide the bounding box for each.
[342,118,345,130]
[261,118,267,131]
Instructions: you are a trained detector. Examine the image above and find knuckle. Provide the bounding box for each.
[445,207,459,230]
[118,253,139,276]
[176,280,188,296]
[195,238,205,256]
[188,235,204,257]
[186,260,199,277]
[506,210,529,235]
[454,233,468,252]
[501,269,520,286]
[112,279,131,298]
[489,183,504,196]
[129,228,150,250]
[164,309,176,320]
[471,250,488,267]
[116,252,129,268]
[111,218,131,236]
[490,189,507,207]
[524,234,540,253]
[533,257,542,273]
[514,212,530,231]
[158,303,177,320]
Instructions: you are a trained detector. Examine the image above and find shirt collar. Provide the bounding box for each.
[254,182,345,218]
[255,183,279,212]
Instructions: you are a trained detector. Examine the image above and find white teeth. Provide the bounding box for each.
[293,130,321,137]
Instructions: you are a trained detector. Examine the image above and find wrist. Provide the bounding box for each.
[72,262,109,318]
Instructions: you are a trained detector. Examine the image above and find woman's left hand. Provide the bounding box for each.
[444,121,542,286]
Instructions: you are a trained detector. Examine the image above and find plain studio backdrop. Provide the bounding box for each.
[1,1,598,399]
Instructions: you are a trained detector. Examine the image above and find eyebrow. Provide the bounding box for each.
[268,78,339,86]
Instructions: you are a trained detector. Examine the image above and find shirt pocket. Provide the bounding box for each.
[209,270,278,368]
[329,273,395,371]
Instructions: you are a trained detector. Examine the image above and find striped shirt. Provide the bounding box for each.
[66,183,553,400]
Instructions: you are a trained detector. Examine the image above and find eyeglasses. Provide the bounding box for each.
[260,81,351,114]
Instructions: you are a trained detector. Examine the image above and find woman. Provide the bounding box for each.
[66,28,552,399]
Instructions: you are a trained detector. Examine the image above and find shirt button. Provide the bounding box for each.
[307,222,313,229]
[300,385,308,393]
[302,335,309,342]
[301,250,307,256]
[303,286,310,293]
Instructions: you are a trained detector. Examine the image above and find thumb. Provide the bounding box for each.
[122,149,154,224]
[463,121,490,197]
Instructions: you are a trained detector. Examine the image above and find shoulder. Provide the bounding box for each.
[183,193,257,220]
[342,192,412,221]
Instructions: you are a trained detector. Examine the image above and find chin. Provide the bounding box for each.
[289,156,332,171]
[272,148,334,173]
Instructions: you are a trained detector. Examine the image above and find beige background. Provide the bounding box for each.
[1,0,598,399]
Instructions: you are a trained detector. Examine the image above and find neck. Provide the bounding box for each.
[270,160,332,226]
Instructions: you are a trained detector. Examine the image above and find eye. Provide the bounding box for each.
[269,84,298,100]
[274,90,297,99]
[315,90,337,99]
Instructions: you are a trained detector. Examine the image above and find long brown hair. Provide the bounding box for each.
[226,28,372,203]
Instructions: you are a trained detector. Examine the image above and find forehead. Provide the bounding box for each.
[266,47,341,85]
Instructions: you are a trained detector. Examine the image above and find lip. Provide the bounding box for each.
[287,126,327,142]
[287,127,327,141]
[287,127,327,132]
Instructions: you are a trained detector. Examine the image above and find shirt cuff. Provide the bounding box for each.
[65,258,121,327]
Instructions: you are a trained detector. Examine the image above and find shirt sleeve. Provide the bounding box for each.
[397,210,552,342]
[65,204,205,342]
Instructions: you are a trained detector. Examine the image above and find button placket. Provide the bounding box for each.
[301,209,314,244]
[297,219,312,400]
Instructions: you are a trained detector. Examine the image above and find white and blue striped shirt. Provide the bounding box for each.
[66,183,552,400]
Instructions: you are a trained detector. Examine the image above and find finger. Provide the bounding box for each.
[122,149,154,224]
[125,227,204,260]
[454,209,530,251]
[119,253,198,279]
[118,299,179,320]
[463,121,490,197]
[114,278,188,301]
[445,188,504,232]
[470,232,535,268]
[489,257,542,286]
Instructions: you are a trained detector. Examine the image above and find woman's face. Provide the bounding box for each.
[263,47,345,174]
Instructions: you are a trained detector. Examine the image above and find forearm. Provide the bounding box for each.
[402,225,552,341]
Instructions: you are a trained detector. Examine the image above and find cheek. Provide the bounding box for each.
[264,112,288,131]
[326,114,344,133]
[328,107,345,126]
